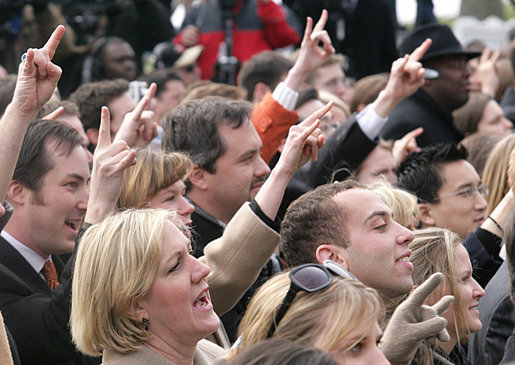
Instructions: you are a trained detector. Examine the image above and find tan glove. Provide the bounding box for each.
[380,272,454,365]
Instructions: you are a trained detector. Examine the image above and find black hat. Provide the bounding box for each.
[399,23,480,62]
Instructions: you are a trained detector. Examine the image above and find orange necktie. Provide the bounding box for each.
[42,261,59,290]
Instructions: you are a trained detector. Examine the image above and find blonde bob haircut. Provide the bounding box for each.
[409,227,468,365]
[71,208,186,356]
[118,148,193,209]
[482,134,515,216]
[369,181,420,229]
[225,272,383,360]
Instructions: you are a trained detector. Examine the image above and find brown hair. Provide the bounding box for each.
[350,73,388,113]
[280,180,364,267]
[180,80,247,104]
[452,93,491,136]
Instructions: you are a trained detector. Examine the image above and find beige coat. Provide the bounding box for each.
[200,202,280,316]
[102,339,224,365]
[199,202,280,348]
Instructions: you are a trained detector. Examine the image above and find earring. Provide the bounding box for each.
[142,317,149,331]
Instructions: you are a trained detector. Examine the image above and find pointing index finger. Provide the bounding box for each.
[409,38,432,62]
[300,101,333,127]
[43,25,65,60]
[97,106,112,149]
[131,83,156,120]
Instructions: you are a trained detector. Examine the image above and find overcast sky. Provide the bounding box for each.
[397,0,461,24]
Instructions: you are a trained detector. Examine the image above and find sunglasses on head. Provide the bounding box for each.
[266,260,356,338]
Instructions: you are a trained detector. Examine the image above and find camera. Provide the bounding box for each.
[128,81,148,102]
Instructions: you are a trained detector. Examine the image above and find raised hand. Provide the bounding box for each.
[114,83,157,148]
[392,127,423,166]
[380,272,454,364]
[12,25,65,118]
[470,48,500,97]
[374,38,431,118]
[285,9,335,90]
[85,107,136,224]
[277,102,331,174]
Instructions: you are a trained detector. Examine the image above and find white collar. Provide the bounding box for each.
[1,230,50,277]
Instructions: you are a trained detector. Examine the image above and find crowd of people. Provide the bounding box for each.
[0,3,514,365]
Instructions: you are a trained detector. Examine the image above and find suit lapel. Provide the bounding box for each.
[0,237,52,295]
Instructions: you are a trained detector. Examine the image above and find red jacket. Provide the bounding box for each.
[251,92,298,163]
[175,0,300,80]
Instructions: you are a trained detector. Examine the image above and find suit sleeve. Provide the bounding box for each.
[297,115,378,188]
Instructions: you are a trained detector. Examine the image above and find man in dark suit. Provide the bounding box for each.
[0,25,134,365]
[381,23,480,147]
[0,119,95,365]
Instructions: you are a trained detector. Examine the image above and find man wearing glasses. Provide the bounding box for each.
[397,143,512,287]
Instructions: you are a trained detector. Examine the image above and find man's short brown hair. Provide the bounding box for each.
[280,180,364,267]
[69,79,129,131]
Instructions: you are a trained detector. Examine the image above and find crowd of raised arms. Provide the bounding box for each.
[0,3,514,365]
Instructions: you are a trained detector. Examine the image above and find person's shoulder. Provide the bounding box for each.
[196,339,225,363]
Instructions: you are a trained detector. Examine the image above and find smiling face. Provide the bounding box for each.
[204,121,270,223]
[423,160,487,238]
[440,244,485,341]
[19,145,90,258]
[148,180,195,226]
[333,189,415,298]
[139,221,220,346]
[477,100,513,136]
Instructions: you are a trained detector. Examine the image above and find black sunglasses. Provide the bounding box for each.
[266,260,356,338]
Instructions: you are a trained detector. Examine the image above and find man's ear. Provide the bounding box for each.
[189,166,208,191]
[315,244,348,269]
[126,300,148,324]
[86,128,99,148]
[7,180,26,206]
[418,203,435,227]
[252,82,271,104]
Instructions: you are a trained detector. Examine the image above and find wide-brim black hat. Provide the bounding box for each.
[399,23,480,62]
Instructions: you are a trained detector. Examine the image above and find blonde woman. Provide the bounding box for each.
[369,181,420,230]
[72,209,225,364]
[482,134,515,216]
[224,269,389,364]
[409,228,485,364]
[118,148,195,225]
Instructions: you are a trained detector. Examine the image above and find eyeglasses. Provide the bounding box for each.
[266,261,356,338]
[430,183,489,203]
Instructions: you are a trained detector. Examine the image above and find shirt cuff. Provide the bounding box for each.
[249,200,281,233]
[272,82,299,111]
[476,227,502,258]
[356,104,388,140]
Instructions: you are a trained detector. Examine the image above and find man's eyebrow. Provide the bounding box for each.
[455,182,475,190]
[364,211,389,224]
[238,148,258,160]
[67,173,86,182]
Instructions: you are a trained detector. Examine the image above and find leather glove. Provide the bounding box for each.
[380,272,454,365]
